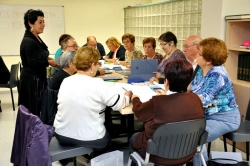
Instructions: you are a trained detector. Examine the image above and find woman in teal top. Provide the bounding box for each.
[54,34,71,60]
[191,37,240,166]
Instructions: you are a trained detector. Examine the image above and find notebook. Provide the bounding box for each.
[128,59,158,83]
[105,70,113,74]
[99,76,123,81]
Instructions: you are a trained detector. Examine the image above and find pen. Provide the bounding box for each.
[122,87,128,91]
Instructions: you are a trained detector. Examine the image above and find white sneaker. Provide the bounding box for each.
[76,156,91,166]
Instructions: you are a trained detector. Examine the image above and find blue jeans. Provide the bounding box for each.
[193,108,241,166]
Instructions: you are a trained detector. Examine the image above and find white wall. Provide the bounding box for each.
[0,0,150,69]
[201,0,250,40]
[2,0,250,69]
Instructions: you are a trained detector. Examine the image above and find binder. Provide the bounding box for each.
[128,59,158,83]
[237,54,244,80]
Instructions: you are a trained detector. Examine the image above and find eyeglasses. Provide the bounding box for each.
[67,45,79,48]
[159,42,168,47]
[122,40,131,44]
[183,44,197,49]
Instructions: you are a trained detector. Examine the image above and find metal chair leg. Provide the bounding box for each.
[10,88,15,111]
[207,142,211,158]
[0,100,2,112]
[127,157,132,166]
[246,142,249,161]
[73,157,76,166]
[232,142,236,152]
[223,136,227,152]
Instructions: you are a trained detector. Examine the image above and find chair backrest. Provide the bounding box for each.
[146,118,206,159]
[41,86,59,125]
[11,105,54,165]
[245,99,250,121]
[9,63,19,88]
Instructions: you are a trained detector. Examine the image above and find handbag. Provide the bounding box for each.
[207,158,249,166]
[91,150,123,166]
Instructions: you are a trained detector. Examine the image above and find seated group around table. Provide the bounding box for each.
[45,31,240,165]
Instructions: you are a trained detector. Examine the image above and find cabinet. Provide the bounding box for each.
[124,0,202,55]
[224,19,250,153]
[225,19,250,115]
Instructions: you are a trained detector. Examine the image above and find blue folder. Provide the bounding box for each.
[128,59,158,83]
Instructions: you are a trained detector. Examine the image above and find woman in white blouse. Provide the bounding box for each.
[54,46,132,160]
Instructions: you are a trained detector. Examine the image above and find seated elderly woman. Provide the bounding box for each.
[129,59,204,166]
[53,46,132,163]
[41,51,77,126]
[104,37,126,62]
[141,37,163,64]
[191,37,240,165]
[49,51,77,90]
[117,33,143,67]
[149,31,185,84]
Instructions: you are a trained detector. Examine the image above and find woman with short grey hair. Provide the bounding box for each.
[49,51,77,90]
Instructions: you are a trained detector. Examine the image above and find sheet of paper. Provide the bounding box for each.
[130,85,157,102]
[105,82,156,103]
[101,64,127,70]
[152,81,166,90]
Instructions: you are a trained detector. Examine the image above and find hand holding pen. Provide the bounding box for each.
[123,87,133,99]
[113,58,120,65]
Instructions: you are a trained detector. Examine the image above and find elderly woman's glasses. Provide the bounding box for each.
[159,42,168,47]
[122,40,131,44]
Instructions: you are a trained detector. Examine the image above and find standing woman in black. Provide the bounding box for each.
[19,9,58,116]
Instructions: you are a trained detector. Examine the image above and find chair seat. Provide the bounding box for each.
[49,137,93,162]
[0,84,10,88]
[224,121,250,142]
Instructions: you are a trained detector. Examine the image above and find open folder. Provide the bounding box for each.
[128,59,158,83]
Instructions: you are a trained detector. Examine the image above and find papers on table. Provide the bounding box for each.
[99,76,122,81]
[100,64,127,70]
[105,82,157,103]
[152,81,166,90]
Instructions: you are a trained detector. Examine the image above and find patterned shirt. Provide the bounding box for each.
[125,47,143,63]
[157,49,186,75]
[191,66,238,115]
[141,52,164,65]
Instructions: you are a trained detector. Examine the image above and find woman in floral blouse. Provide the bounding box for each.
[191,37,240,165]
[149,31,186,83]
[117,33,143,68]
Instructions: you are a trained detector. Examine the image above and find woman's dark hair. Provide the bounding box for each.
[59,34,71,45]
[164,59,193,92]
[24,9,44,30]
[158,31,178,46]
